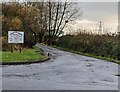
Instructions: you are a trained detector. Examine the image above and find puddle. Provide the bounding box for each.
[86,63,93,67]
[85,60,95,61]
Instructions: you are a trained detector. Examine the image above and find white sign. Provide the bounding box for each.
[8,31,24,43]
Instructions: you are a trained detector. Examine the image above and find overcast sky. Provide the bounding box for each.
[67,2,118,33]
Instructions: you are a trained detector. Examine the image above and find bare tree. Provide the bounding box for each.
[47,1,81,45]
[22,1,82,45]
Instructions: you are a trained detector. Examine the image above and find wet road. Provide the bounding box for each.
[2,44,118,90]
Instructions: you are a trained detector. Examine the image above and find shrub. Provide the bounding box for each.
[56,33,120,60]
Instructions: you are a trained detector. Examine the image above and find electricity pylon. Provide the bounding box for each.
[98,21,104,35]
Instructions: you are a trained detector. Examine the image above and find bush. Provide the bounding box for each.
[56,33,120,60]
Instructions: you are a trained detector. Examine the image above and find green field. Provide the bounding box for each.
[1,48,47,63]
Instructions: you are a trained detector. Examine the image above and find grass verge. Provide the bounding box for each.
[52,45,120,64]
[1,48,48,63]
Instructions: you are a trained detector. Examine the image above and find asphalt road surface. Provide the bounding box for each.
[2,44,118,90]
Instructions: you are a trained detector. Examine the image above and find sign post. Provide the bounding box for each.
[8,31,24,52]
